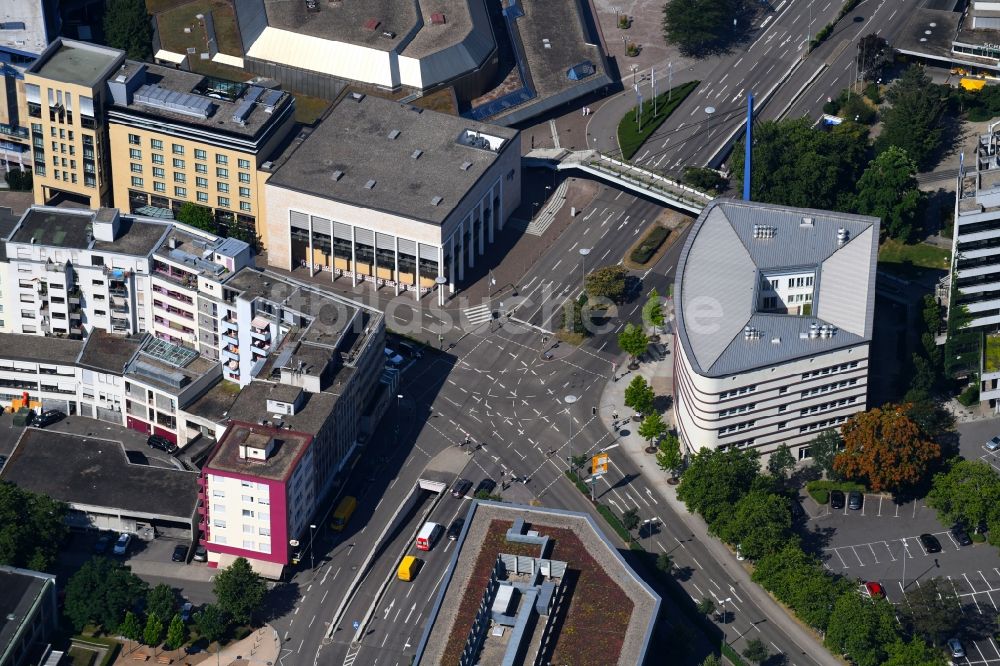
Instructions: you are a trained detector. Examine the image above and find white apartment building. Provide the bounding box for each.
[673,200,879,461]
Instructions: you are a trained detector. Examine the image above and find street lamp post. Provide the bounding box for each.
[435,274,447,308]
[565,394,578,471]
[309,523,317,570]
[705,106,716,135]
[578,247,591,295]
[722,596,732,636]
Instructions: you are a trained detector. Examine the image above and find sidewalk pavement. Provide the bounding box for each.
[597,336,842,666]
[115,626,280,666]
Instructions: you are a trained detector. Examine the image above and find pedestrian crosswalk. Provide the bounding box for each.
[463,303,493,327]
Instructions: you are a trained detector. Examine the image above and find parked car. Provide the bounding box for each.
[863,581,885,599]
[987,436,1000,452]
[32,410,65,428]
[180,602,193,622]
[192,545,208,562]
[113,533,132,556]
[451,478,472,498]
[447,517,465,541]
[474,478,497,496]
[172,544,189,562]
[93,534,111,555]
[948,638,965,659]
[830,490,846,510]
[147,434,178,454]
[384,348,404,366]
[951,524,973,547]
[847,491,863,511]
[919,533,942,554]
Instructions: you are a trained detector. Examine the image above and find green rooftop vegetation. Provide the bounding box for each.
[985,334,1000,373]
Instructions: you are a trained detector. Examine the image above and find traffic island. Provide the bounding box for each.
[617,80,699,160]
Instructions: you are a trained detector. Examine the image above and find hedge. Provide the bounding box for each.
[630,225,670,265]
[722,642,748,666]
[806,479,866,504]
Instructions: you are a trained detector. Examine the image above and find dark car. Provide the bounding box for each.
[830,490,846,510]
[451,478,472,498]
[447,517,465,541]
[147,434,178,454]
[952,524,973,547]
[919,533,942,554]
[847,491,863,511]
[171,544,189,562]
[32,410,65,428]
[93,534,111,555]
[474,478,497,496]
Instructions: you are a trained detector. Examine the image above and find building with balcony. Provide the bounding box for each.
[0,564,58,666]
[673,200,878,461]
[106,62,296,247]
[23,38,124,207]
[264,92,520,299]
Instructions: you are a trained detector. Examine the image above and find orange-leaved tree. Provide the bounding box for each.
[833,403,940,494]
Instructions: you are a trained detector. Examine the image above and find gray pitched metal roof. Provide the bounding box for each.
[674,200,879,378]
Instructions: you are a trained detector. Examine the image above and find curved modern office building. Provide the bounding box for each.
[672,200,879,461]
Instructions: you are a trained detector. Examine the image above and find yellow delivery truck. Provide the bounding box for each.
[397,555,421,581]
[330,496,357,531]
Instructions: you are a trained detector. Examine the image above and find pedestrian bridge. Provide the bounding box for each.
[524,149,712,214]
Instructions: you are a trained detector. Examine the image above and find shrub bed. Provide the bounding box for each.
[617,80,699,160]
[806,479,866,504]
[629,225,670,265]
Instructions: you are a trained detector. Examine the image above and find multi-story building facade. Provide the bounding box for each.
[264,92,521,299]
[0,565,59,666]
[106,62,296,245]
[673,200,878,461]
[23,38,124,207]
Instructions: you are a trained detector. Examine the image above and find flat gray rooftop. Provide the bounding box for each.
[0,333,83,364]
[10,208,166,256]
[207,421,311,482]
[78,331,144,374]
[111,63,293,139]
[268,93,518,225]
[0,429,199,521]
[262,0,420,52]
[0,567,52,666]
[225,268,299,304]
[516,0,605,98]
[29,40,122,87]
[896,8,961,60]
[227,380,341,435]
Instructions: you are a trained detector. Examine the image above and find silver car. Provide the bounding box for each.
[948,638,965,659]
[987,436,1000,452]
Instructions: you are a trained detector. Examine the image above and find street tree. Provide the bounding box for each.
[677,447,760,524]
[854,146,922,241]
[103,0,153,60]
[655,433,684,480]
[825,591,898,666]
[0,481,69,571]
[711,490,792,560]
[742,638,769,665]
[120,611,141,653]
[834,403,941,493]
[569,454,590,475]
[193,605,229,648]
[656,552,673,574]
[701,656,722,666]
[642,288,665,332]
[65,557,148,632]
[766,444,796,480]
[857,34,891,81]
[176,202,216,233]
[585,265,628,302]
[617,323,649,364]
[143,612,164,649]
[901,577,961,645]
[213,557,266,626]
[927,459,1000,531]
[661,0,744,56]
[165,614,186,651]
[752,543,850,631]
[146,584,177,626]
[683,166,727,193]
[878,65,947,170]
[623,375,655,416]
[808,429,843,479]
[638,411,667,448]
[883,637,949,666]
[621,507,641,540]
[696,597,715,616]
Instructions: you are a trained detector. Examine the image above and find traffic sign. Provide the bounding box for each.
[352,620,360,630]
[591,452,609,476]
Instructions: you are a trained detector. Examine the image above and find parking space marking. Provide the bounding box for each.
[877,495,883,517]
[865,543,879,564]
[849,546,864,567]
[831,548,849,568]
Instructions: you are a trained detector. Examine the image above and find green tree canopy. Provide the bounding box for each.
[146,584,177,626]
[901,577,961,645]
[696,597,715,616]
[176,202,217,233]
[825,592,899,666]
[752,543,850,631]
[656,552,673,574]
[623,375,655,415]
[65,557,148,632]
[711,490,792,560]
[621,507,640,535]
[742,638,769,664]
[677,447,760,524]
[858,34,891,81]
[883,637,949,666]
[143,612,164,648]
[642,289,665,329]
[927,459,1000,530]
[103,0,153,60]
[808,429,843,479]
[120,610,141,646]
[193,604,229,646]
[638,411,667,446]
[165,614,186,651]
[766,444,796,479]
[0,481,69,571]
[617,323,649,360]
[213,557,267,626]
[661,0,745,56]
[585,265,628,302]
[854,146,922,241]
[877,65,946,170]
[732,117,869,211]
[682,166,727,193]
[656,432,684,479]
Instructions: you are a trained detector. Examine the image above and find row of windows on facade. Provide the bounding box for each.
[128,152,251,180]
[719,396,856,436]
[129,163,251,189]
[718,360,862,401]
[761,292,812,309]
[128,178,249,210]
[762,276,814,290]
[127,136,250,168]
[210,534,272,552]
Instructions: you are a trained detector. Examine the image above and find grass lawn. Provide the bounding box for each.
[986,334,1000,373]
[617,80,699,160]
[67,646,97,666]
[877,239,950,270]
